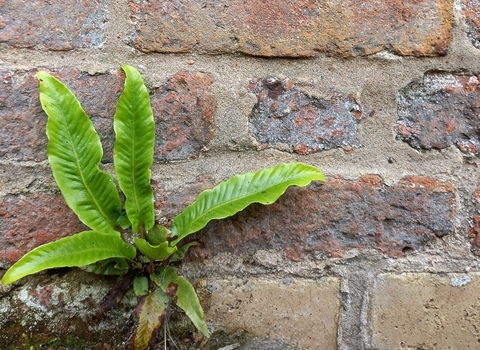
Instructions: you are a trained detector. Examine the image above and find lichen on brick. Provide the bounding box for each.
[0,270,136,348]
[397,72,480,155]
[248,78,364,155]
[462,0,480,49]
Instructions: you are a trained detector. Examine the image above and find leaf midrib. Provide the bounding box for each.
[173,171,317,240]
[55,103,116,230]
[33,245,129,266]
[117,92,144,231]
[129,99,142,229]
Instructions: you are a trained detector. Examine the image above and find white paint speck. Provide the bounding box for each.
[450,275,472,287]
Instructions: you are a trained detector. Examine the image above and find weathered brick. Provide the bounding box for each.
[202,277,340,349]
[0,69,124,162]
[129,0,453,57]
[181,175,454,261]
[0,193,87,267]
[151,72,215,161]
[0,69,214,162]
[462,0,480,49]
[0,71,46,161]
[0,0,106,50]
[372,273,480,349]
[397,72,480,155]
[153,175,216,222]
[0,270,135,348]
[248,78,364,154]
[468,184,480,255]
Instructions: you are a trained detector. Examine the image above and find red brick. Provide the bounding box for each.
[397,72,480,155]
[150,72,215,161]
[153,176,216,223]
[0,0,106,50]
[0,71,46,161]
[0,69,214,162]
[173,176,455,261]
[129,0,453,57]
[248,78,364,154]
[462,0,480,49]
[0,193,87,266]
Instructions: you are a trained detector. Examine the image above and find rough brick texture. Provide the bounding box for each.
[153,176,216,221]
[0,193,87,267]
[0,173,218,267]
[0,0,106,50]
[248,78,364,154]
[0,270,135,349]
[372,273,480,349]
[203,278,340,349]
[158,175,454,261]
[0,69,214,162]
[151,72,215,161]
[468,184,480,255]
[462,0,480,49]
[129,0,453,57]
[397,72,480,155]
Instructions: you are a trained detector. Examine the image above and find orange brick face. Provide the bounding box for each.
[129,0,453,57]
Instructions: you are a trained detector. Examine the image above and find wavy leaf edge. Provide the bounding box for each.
[171,162,325,245]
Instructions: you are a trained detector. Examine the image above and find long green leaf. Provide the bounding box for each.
[37,71,122,233]
[170,162,325,245]
[134,289,169,350]
[153,266,209,337]
[114,65,155,233]
[1,231,136,285]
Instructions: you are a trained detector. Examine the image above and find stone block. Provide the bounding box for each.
[203,277,341,349]
[372,273,480,349]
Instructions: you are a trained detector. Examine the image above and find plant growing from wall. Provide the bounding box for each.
[0,66,325,349]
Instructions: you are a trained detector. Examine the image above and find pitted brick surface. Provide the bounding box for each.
[0,193,87,266]
[0,0,106,50]
[248,78,364,154]
[469,184,480,255]
[151,72,215,161]
[129,0,453,57]
[161,175,455,261]
[397,72,480,155]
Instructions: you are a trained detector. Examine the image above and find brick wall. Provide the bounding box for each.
[1,1,480,349]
